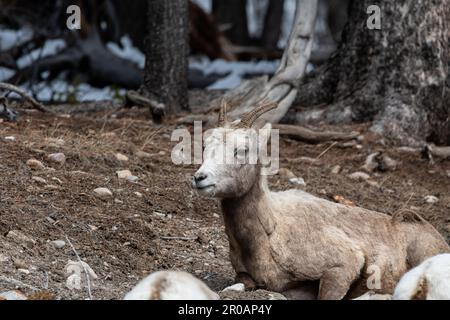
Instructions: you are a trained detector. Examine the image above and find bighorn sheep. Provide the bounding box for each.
[124,270,219,300]
[192,100,450,300]
[393,254,450,300]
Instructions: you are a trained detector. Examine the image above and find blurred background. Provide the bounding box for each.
[0,0,348,102]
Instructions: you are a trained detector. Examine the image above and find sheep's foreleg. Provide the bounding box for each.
[235,272,257,290]
[318,265,361,300]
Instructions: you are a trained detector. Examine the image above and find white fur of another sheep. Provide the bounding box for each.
[393,254,450,300]
[124,271,220,300]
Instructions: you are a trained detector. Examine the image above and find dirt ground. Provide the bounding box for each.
[0,94,449,300]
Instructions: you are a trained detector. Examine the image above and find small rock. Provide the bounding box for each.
[114,198,124,204]
[446,170,450,178]
[115,153,129,162]
[26,159,45,170]
[47,153,66,164]
[348,171,370,181]
[101,132,116,138]
[69,170,88,176]
[45,138,65,146]
[32,176,47,184]
[17,268,30,275]
[158,151,166,156]
[380,154,398,171]
[65,260,99,291]
[6,230,36,247]
[366,180,380,188]
[13,258,28,269]
[331,165,341,174]
[134,192,143,198]
[88,225,99,231]
[45,184,60,190]
[93,187,113,198]
[136,151,152,159]
[278,168,296,180]
[424,195,439,204]
[51,177,63,184]
[288,177,306,186]
[117,170,132,179]
[361,152,381,172]
[127,175,139,182]
[339,141,357,148]
[268,292,288,300]
[0,291,27,300]
[221,283,245,293]
[51,240,66,249]
[0,254,9,263]
[4,136,15,141]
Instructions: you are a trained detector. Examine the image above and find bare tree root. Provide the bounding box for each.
[125,90,165,122]
[0,82,53,113]
[210,0,318,126]
[273,123,359,143]
[425,144,450,160]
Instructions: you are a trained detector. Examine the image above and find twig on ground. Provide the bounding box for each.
[273,124,359,143]
[0,82,53,113]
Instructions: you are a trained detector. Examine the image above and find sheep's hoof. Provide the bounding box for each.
[235,273,257,291]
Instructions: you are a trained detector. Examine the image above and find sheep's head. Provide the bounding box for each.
[192,100,276,198]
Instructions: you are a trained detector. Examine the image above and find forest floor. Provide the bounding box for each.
[0,94,449,300]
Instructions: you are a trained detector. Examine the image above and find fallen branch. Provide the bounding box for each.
[426,144,450,159]
[126,90,165,121]
[0,82,52,113]
[273,123,359,143]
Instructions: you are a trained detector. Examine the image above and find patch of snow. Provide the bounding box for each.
[191,0,212,13]
[17,39,66,69]
[0,26,33,51]
[107,36,145,69]
[190,57,279,90]
[0,67,15,81]
[19,78,125,103]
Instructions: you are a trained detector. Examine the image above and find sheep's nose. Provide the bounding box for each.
[194,172,208,183]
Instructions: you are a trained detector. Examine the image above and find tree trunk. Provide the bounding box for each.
[295,0,450,146]
[212,0,249,45]
[141,0,189,115]
[261,0,284,50]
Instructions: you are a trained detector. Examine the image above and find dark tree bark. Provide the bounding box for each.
[261,0,284,50]
[295,0,450,146]
[141,0,189,115]
[212,0,249,45]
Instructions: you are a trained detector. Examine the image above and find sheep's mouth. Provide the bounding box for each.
[196,184,215,191]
